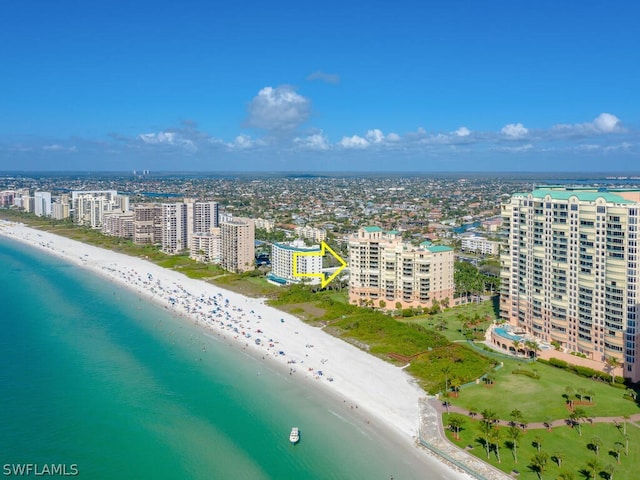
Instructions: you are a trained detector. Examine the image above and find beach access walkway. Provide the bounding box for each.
[421,398,640,480]
[419,399,513,480]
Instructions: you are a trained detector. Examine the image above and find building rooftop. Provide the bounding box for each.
[528,188,636,204]
[362,225,382,232]
[273,241,320,252]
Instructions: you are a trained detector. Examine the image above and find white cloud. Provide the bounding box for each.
[365,129,385,143]
[245,85,311,133]
[454,126,471,137]
[386,132,401,142]
[228,134,256,150]
[339,135,369,149]
[552,113,624,137]
[494,143,533,152]
[137,131,196,151]
[501,123,529,138]
[294,133,330,150]
[306,71,340,85]
[42,144,77,152]
[592,113,622,133]
[137,132,176,144]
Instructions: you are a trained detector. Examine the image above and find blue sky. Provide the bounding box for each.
[1,0,639,172]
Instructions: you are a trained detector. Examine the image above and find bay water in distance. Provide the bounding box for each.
[0,238,437,479]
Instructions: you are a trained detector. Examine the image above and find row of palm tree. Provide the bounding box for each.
[446,406,632,479]
[511,338,541,359]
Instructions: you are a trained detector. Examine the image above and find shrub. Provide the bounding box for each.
[512,369,540,379]
[548,358,568,369]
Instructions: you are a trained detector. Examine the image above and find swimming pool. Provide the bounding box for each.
[494,327,523,342]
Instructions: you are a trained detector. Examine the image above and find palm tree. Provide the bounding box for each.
[544,416,553,432]
[479,421,494,459]
[441,365,452,393]
[524,339,540,360]
[512,339,521,355]
[509,408,523,426]
[586,458,601,479]
[450,377,461,397]
[590,436,602,456]
[569,409,584,436]
[604,463,615,480]
[507,426,521,463]
[530,451,549,479]
[484,372,496,386]
[557,470,575,480]
[622,414,630,435]
[565,386,575,407]
[447,415,465,440]
[552,450,565,467]
[613,442,624,463]
[489,427,502,463]
[533,434,543,452]
[479,409,497,458]
[605,356,620,384]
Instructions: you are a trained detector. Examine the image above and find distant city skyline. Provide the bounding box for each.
[1,1,639,172]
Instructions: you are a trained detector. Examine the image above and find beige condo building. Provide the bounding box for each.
[221,218,255,273]
[501,187,640,381]
[348,226,454,310]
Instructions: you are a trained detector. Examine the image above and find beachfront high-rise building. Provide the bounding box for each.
[0,191,16,208]
[500,187,640,381]
[190,228,222,264]
[51,195,71,220]
[221,218,255,273]
[34,192,52,217]
[72,190,128,229]
[161,203,189,254]
[348,226,455,310]
[102,212,135,239]
[268,240,322,286]
[134,204,163,245]
[193,201,219,233]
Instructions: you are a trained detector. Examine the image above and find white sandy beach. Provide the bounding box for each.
[0,221,475,480]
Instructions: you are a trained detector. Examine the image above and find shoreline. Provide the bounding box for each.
[0,220,474,479]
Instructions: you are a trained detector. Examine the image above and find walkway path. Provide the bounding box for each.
[430,398,640,430]
[420,397,640,480]
[418,399,513,480]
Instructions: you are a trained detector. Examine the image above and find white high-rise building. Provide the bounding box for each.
[193,201,219,233]
[34,192,52,217]
[268,240,322,286]
[161,203,189,254]
[72,190,127,229]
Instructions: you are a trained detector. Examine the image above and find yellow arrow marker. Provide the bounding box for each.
[292,241,348,288]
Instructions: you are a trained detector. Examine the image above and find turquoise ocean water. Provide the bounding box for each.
[0,238,436,479]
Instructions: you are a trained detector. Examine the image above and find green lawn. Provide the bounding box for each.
[401,299,498,342]
[445,413,640,479]
[449,359,640,423]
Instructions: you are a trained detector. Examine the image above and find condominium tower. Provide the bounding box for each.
[348,226,454,310]
[221,218,255,273]
[501,187,640,381]
[268,240,322,286]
